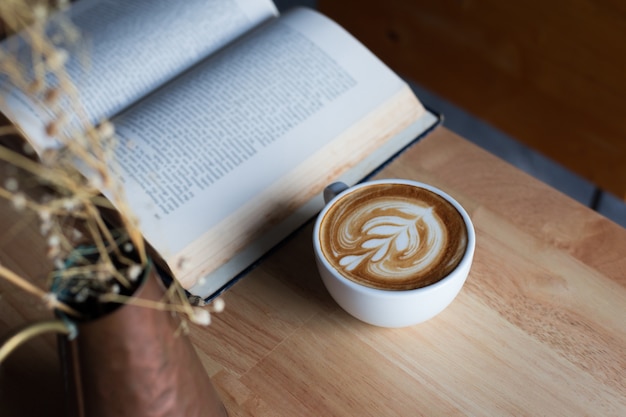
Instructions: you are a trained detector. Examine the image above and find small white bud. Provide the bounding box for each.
[45,115,68,137]
[47,48,69,71]
[71,228,83,241]
[42,293,58,309]
[22,142,35,155]
[126,264,143,281]
[11,192,27,211]
[98,121,115,140]
[54,258,65,270]
[88,174,104,190]
[38,208,51,222]
[211,298,225,313]
[4,178,18,192]
[47,234,61,248]
[190,308,211,326]
[62,198,78,211]
[33,5,48,21]
[40,219,53,235]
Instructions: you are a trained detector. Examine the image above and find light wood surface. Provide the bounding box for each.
[318,0,626,200]
[1,127,625,416]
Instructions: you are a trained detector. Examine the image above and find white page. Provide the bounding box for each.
[189,108,438,297]
[0,0,278,150]
[110,8,408,259]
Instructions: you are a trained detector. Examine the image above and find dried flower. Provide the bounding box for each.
[33,5,48,22]
[22,142,35,155]
[38,207,51,222]
[53,258,64,270]
[43,88,61,107]
[61,197,81,212]
[42,292,59,309]
[190,307,211,326]
[98,121,115,140]
[88,173,104,190]
[47,48,69,71]
[126,264,143,282]
[47,234,61,248]
[0,1,221,328]
[27,79,45,94]
[11,192,27,211]
[4,178,18,192]
[211,297,225,313]
[39,210,53,234]
[45,114,68,137]
[57,0,70,9]
[46,234,61,258]
[70,227,83,241]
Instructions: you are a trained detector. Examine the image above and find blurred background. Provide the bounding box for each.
[275,0,626,228]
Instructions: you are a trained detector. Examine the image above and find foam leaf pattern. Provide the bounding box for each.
[336,202,445,280]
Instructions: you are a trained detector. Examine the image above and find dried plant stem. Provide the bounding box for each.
[0,263,45,297]
[0,125,18,136]
[0,186,88,221]
[0,263,76,315]
[0,143,146,263]
[0,145,76,191]
[0,0,177,321]
[99,292,192,314]
[0,319,73,364]
[80,196,146,267]
[84,204,119,257]
[54,263,116,280]
[83,216,132,287]
[0,186,38,211]
[170,277,195,318]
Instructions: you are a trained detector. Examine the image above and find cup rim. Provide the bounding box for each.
[313,179,476,296]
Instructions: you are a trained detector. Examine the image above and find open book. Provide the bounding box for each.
[0,0,439,298]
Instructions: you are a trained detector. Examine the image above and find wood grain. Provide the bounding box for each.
[318,0,626,200]
[1,127,625,416]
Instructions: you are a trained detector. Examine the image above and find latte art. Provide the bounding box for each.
[337,201,445,277]
[319,183,468,290]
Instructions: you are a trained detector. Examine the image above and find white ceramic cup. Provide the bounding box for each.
[312,179,475,328]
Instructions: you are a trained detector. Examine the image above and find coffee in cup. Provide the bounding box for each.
[313,179,475,327]
[318,182,468,291]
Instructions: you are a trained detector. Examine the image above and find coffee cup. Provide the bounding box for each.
[312,179,475,327]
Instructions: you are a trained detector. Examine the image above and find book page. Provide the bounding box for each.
[108,8,424,287]
[0,0,278,151]
[189,89,434,297]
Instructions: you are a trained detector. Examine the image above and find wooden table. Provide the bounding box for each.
[1,126,625,416]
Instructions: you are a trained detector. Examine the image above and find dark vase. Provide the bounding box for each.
[57,265,228,417]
